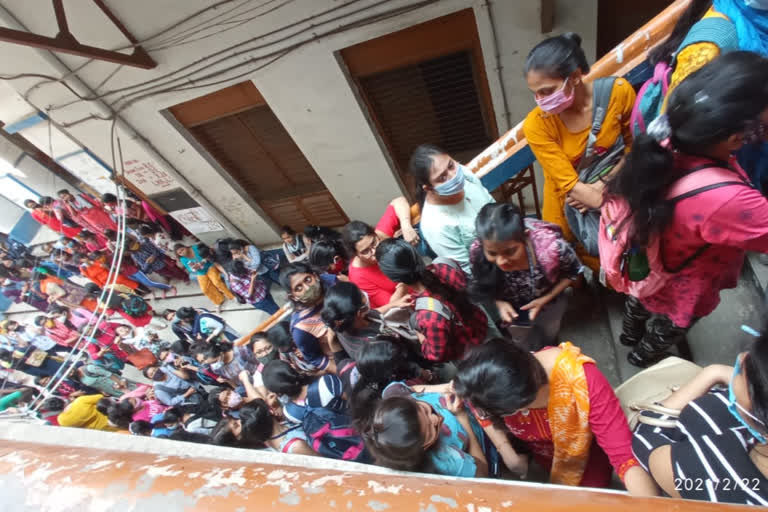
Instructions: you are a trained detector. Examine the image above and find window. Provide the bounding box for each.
[170,82,348,231]
[341,9,497,196]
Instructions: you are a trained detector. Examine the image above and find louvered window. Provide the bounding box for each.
[171,82,347,231]
[342,9,497,196]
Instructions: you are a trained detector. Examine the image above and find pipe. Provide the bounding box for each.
[0,5,248,240]
[484,0,512,131]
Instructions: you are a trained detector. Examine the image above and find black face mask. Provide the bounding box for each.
[256,349,279,366]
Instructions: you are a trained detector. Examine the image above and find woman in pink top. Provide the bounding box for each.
[343,221,410,311]
[608,52,768,367]
[118,385,168,422]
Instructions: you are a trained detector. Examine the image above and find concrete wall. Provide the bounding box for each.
[0,0,597,244]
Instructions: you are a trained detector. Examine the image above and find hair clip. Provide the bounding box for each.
[694,91,710,104]
[741,324,761,337]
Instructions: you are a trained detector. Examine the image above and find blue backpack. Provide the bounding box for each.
[302,407,370,463]
[631,16,738,137]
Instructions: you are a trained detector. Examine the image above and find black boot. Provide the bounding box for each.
[619,296,651,347]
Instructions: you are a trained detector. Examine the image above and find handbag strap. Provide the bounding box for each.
[630,401,682,417]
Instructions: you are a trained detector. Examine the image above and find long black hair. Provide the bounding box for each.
[453,338,547,418]
[266,320,294,353]
[261,359,313,398]
[308,239,346,273]
[321,280,365,333]
[648,0,713,67]
[524,32,590,78]
[408,144,446,208]
[608,51,768,247]
[469,203,527,301]
[744,323,768,434]
[376,238,475,319]
[342,221,375,257]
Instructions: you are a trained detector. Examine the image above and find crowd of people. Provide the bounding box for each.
[2,0,768,506]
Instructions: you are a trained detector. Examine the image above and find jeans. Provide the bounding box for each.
[129,271,171,291]
[252,293,279,315]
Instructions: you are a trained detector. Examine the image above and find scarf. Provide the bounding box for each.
[547,342,594,486]
[714,0,768,56]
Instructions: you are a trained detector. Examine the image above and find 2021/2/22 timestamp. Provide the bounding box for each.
[674,477,761,492]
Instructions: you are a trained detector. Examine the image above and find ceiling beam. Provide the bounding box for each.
[0,0,156,69]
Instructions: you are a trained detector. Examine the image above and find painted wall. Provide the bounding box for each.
[0,0,597,243]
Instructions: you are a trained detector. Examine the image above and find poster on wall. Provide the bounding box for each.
[122,159,177,195]
[56,150,114,195]
[169,206,223,234]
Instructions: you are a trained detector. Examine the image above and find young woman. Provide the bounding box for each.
[85,323,136,373]
[308,239,348,275]
[192,340,257,388]
[523,32,636,271]
[452,339,657,495]
[24,198,82,238]
[262,359,346,424]
[343,221,411,310]
[175,306,240,344]
[321,280,421,363]
[280,262,345,373]
[350,377,492,478]
[376,238,488,363]
[125,236,187,289]
[280,225,311,263]
[174,243,234,312]
[632,327,768,505]
[469,203,582,348]
[227,239,281,287]
[408,145,495,273]
[54,189,116,239]
[211,398,316,455]
[72,363,139,397]
[608,52,768,367]
[226,259,280,315]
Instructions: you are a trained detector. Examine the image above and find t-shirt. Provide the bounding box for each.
[419,170,495,274]
[290,274,338,370]
[179,245,213,276]
[283,374,345,424]
[0,391,22,411]
[57,394,117,431]
[348,262,396,309]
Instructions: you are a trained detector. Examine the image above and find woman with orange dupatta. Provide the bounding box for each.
[452,338,658,496]
[32,267,97,311]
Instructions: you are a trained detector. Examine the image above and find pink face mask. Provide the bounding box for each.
[536,78,575,114]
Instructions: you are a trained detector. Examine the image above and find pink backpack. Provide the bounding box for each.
[598,165,748,298]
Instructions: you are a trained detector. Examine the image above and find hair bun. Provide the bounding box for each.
[562,32,582,48]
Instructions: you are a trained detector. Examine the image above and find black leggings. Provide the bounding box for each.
[621,296,696,360]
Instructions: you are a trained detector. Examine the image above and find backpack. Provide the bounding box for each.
[121,294,148,317]
[630,16,739,137]
[564,77,621,256]
[598,164,749,298]
[412,256,461,324]
[301,407,369,463]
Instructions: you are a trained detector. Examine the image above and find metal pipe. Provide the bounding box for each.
[483,0,512,131]
[0,4,248,240]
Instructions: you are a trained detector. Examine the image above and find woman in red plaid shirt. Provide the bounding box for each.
[376,239,488,363]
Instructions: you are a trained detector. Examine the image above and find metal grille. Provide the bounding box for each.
[189,105,347,230]
[359,50,493,188]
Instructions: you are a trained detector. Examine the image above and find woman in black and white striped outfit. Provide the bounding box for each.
[632,329,768,505]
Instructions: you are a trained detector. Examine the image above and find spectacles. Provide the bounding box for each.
[358,236,379,258]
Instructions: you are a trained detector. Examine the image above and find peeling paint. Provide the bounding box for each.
[279,491,302,506]
[501,501,514,508]
[308,474,347,487]
[420,504,437,512]
[140,464,184,478]
[81,459,115,472]
[367,480,403,495]
[431,495,458,508]
[367,500,391,511]
[188,472,201,478]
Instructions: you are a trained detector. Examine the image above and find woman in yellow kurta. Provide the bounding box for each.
[523,33,636,272]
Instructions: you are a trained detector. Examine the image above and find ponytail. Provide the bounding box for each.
[261,360,313,398]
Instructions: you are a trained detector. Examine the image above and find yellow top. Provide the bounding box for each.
[664,9,730,109]
[523,78,636,270]
[58,394,117,431]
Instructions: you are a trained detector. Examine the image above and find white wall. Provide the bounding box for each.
[0,0,597,242]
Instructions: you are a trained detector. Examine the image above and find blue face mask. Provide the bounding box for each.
[433,164,465,196]
[728,355,767,444]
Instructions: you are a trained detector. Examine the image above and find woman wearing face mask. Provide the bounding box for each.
[192,340,258,389]
[343,221,412,311]
[523,32,636,271]
[632,326,768,504]
[409,145,495,274]
[609,52,768,367]
[469,203,582,348]
[280,262,346,374]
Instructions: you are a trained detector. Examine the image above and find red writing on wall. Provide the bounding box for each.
[123,160,174,190]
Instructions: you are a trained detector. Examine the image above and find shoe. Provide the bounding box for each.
[627,350,673,368]
[619,334,640,347]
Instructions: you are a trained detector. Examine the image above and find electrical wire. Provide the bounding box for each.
[59,0,439,126]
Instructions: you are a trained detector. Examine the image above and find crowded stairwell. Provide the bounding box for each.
[2,0,768,509]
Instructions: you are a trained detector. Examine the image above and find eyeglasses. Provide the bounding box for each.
[358,236,379,258]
